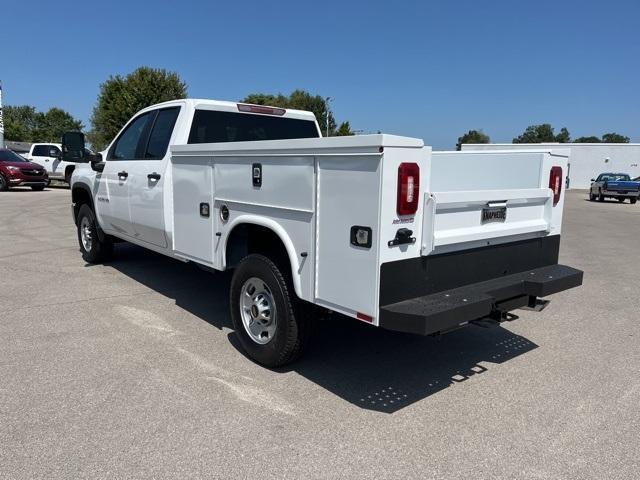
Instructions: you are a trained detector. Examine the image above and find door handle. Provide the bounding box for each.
[118,170,128,180]
[147,172,161,181]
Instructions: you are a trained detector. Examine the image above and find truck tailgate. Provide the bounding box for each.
[422,150,567,255]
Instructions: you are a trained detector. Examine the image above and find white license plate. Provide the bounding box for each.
[481,206,507,224]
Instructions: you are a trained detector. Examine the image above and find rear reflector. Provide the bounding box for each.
[237,103,286,116]
[549,166,563,206]
[397,163,420,216]
[357,312,373,323]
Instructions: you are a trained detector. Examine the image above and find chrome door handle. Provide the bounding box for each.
[118,170,129,179]
[147,172,161,181]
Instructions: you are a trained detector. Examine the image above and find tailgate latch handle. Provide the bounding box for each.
[388,228,416,247]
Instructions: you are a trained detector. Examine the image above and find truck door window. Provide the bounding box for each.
[32,145,50,156]
[144,107,180,159]
[110,112,155,160]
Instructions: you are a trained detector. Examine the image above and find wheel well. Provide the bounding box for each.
[72,186,93,224]
[226,224,292,278]
[65,165,75,179]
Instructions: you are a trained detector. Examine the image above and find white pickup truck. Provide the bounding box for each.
[62,99,583,367]
[24,142,76,183]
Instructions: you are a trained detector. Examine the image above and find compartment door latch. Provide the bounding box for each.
[388,228,416,247]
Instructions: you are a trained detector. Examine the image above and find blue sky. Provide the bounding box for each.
[2,0,638,149]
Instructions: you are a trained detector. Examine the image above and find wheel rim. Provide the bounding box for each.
[240,277,277,345]
[80,216,93,252]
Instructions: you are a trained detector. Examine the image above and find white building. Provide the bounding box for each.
[460,143,640,189]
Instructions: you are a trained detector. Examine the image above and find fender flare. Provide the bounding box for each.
[223,215,303,298]
[72,182,107,242]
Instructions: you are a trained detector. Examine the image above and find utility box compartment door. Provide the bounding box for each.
[172,156,215,265]
[314,155,381,318]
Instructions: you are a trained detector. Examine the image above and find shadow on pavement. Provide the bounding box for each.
[109,243,233,330]
[110,242,538,414]
[280,317,537,413]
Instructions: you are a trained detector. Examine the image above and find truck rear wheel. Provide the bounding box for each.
[617,197,625,203]
[76,204,113,263]
[230,254,312,367]
[631,198,637,205]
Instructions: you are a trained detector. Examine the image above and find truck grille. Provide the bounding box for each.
[20,169,44,176]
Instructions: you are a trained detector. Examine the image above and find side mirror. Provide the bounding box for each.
[591,178,595,182]
[91,159,105,173]
[62,132,88,163]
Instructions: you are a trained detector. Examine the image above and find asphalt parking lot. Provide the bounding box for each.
[1,187,638,479]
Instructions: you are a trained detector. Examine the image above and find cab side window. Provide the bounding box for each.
[32,145,51,156]
[110,112,155,160]
[145,108,180,159]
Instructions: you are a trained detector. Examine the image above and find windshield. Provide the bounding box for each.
[0,149,28,162]
[598,173,630,182]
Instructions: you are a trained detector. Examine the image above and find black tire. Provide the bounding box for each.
[617,197,625,203]
[589,192,596,201]
[598,190,605,202]
[631,198,637,205]
[230,254,313,367]
[31,185,45,191]
[0,175,8,191]
[76,204,113,263]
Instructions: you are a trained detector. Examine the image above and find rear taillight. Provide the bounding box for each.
[549,166,563,206]
[397,163,420,216]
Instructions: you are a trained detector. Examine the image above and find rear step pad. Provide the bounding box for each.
[379,264,583,335]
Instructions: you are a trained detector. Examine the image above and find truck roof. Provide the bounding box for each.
[141,98,318,123]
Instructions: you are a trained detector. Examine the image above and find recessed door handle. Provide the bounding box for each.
[118,170,128,179]
[147,172,161,181]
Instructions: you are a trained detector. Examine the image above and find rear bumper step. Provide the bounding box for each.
[379,264,583,335]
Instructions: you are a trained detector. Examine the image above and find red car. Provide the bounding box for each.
[0,149,50,191]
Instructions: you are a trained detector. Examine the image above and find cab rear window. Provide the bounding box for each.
[188,110,319,144]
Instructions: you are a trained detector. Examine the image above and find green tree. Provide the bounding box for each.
[601,132,630,143]
[88,67,187,150]
[3,105,82,142]
[574,136,601,143]
[3,105,38,141]
[242,90,343,136]
[555,127,571,143]
[34,108,83,142]
[513,124,570,143]
[456,129,490,150]
[335,121,354,136]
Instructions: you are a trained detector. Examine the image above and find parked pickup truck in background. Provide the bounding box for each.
[589,173,640,204]
[24,143,76,184]
[60,99,583,367]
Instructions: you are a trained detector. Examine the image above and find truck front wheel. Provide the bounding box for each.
[76,204,113,263]
[230,254,312,367]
